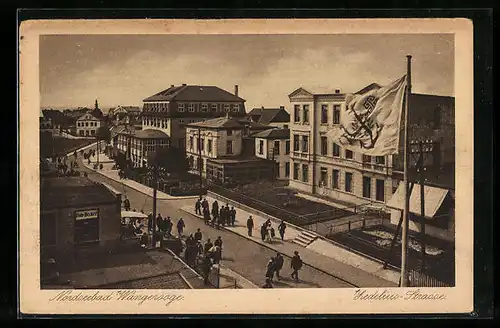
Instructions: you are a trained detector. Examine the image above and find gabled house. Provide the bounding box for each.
[247,106,290,129]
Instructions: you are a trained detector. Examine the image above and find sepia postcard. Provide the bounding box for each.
[19,18,474,315]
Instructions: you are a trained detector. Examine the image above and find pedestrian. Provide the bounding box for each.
[203,208,210,225]
[214,236,223,250]
[210,245,222,264]
[177,218,185,237]
[266,257,276,282]
[123,197,131,211]
[291,251,303,282]
[195,198,202,215]
[196,240,204,256]
[246,216,254,237]
[225,203,230,225]
[274,252,284,281]
[140,232,148,249]
[230,206,236,227]
[266,224,273,243]
[165,217,173,236]
[219,206,225,227]
[204,239,213,255]
[147,213,154,232]
[278,220,287,241]
[260,223,267,242]
[212,200,219,217]
[156,214,163,232]
[194,228,202,242]
[202,198,209,211]
[202,255,213,285]
[262,277,273,288]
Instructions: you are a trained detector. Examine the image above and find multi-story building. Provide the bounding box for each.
[253,128,291,180]
[288,84,455,218]
[185,115,272,184]
[114,127,170,168]
[247,106,290,129]
[108,105,142,124]
[76,100,105,137]
[140,84,247,149]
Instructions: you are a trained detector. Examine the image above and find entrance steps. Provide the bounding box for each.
[292,230,318,247]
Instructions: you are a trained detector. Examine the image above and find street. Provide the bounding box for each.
[77,149,353,288]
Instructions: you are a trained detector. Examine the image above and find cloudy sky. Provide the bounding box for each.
[40,34,454,111]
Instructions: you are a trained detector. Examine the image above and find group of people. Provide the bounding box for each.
[254,219,287,244]
[195,198,237,229]
[263,251,303,288]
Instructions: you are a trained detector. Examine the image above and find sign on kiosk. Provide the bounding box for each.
[75,209,99,220]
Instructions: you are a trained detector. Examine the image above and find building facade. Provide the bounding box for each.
[253,128,290,180]
[76,100,106,137]
[185,116,273,183]
[140,84,247,149]
[247,106,291,129]
[114,128,170,168]
[109,105,142,124]
[40,177,122,263]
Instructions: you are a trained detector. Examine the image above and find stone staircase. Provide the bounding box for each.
[292,230,318,247]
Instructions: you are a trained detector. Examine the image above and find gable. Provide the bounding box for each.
[288,87,314,98]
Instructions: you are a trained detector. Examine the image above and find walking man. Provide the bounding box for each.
[123,196,131,211]
[203,208,210,225]
[165,216,173,236]
[194,228,202,242]
[230,206,236,227]
[278,220,287,241]
[246,216,254,237]
[177,218,186,237]
[156,214,164,233]
[274,252,284,281]
[260,223,267,242]
[290,251,303,283]
[195,198,202,215]
[266,257,276,283]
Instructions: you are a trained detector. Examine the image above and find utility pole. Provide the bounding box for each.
[198,127,203,189]
[418,141,426,271]
[151,163,158,248]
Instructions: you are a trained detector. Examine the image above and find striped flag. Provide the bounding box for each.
[327,75,407,156]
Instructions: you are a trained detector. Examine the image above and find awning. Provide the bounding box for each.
[386,182,449,219]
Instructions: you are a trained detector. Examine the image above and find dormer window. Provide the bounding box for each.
[202,103,208,112]
[178,103,185,112]
[224,104,230,112]
[232,104,240,112]
[211,103,218,112]
[188,103,195,112]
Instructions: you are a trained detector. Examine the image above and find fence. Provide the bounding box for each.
[409,269,451,287]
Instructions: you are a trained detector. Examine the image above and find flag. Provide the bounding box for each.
[327,75,407,156]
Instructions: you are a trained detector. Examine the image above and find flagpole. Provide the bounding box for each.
[401,55,412,287]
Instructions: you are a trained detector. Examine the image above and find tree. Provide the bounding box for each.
[151,147,189,176]
[96,126,111,144]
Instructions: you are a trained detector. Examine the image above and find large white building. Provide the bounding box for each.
[76,100,105,138]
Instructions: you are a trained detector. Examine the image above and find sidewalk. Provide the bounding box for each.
[181,197,398,288]
[82,159,198,201]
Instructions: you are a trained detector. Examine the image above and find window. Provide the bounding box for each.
[333,105,341,124]
[303,105,310,123]
[285,162,290,177]
[294,105,300,122]
[284,124,289,129]
[363,176,372,198]
[302,164,309,182]
[200,138,205,151]
[178,103,185,112]
[208,140,213,153]
[227,129,232,136]
[226,141,233,154]
[321,105,328,123]
[188,103,195,112]
[376,179,385,201]
[85,122,89,127]
[40,213,57,247]
[274,140,280,155]
[345,172,353,192]
[201,103,208,112]
[232,104,240,112]
[258,140,264,155]
[375,156,385,165]
[293,163,299,180]
[91,130,95,135]
[293,134,300,151]
[285,140,290,154]
[345,149,353,159]
[189,136,194,150]
[224,104,230,112]
[332,143,340,157]
[332,169,339,189]
[433,106,442,129]
[320,167,328,187]
[321,137,328,155]
[302,136,309,152]
[362,155,372,163]
[211,103,218,111]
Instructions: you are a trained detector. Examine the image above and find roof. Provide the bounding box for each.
[134,129,170,139]
[252,128,290,139]
[77,112,103,121]
[386,182,449,218]
[186,116,270,130]
[41,177,118,209]
[115,106,141,113]
[248,107,290,124]
[208,156,269,164]
[143,85,245,102]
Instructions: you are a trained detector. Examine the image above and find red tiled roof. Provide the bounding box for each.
[143,85,245,102]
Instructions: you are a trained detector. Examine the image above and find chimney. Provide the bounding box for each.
[234,85,239,97]
[335,89,341,94]
[182,84,187,86]
[280,106,285,110]
[171,84,174,88]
